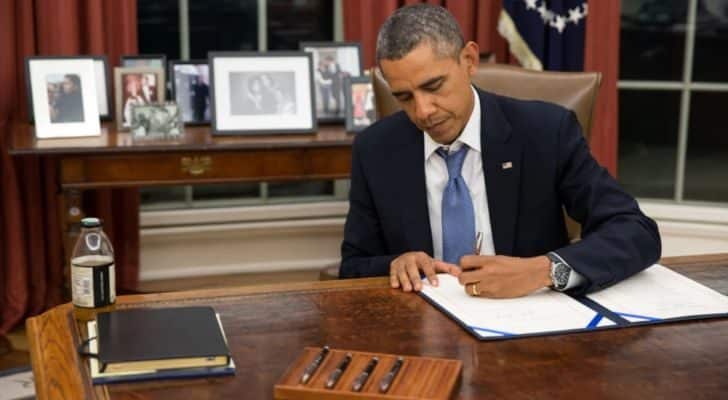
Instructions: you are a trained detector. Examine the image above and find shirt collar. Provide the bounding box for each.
[424,86,481,160]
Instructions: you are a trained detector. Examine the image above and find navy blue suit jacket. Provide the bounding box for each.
[340,89,661,295]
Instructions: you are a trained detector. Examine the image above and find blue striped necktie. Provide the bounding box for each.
[436,146,476,265]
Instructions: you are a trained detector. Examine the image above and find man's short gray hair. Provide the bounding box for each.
[376,4,465,65]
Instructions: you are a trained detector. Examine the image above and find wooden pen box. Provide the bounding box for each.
[274,347,462,400]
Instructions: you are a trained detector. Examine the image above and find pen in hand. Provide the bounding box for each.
[378,356,404,393]
[300,345,329,384]
[461,231,484,272]
[351,356,379,392]
[473,231,483,255]
[325,352,352,389]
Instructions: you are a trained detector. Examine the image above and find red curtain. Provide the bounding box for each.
[584,1,620,176]
[0,0,139,335]
[343,0,619,174]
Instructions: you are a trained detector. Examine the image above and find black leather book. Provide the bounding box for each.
[96,306,231,373]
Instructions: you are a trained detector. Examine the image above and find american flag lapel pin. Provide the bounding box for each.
[501,161,513,170]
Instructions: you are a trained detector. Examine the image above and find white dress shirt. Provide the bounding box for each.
[425,87,495,260]
[424,87,584,290]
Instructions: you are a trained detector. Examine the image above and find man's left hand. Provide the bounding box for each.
[434,255,552,298]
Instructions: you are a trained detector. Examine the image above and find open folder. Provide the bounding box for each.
[419,264,728,340]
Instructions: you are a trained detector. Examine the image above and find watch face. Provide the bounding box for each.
[554,263,570,288]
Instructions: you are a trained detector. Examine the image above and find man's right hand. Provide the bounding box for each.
[389,251,460,292]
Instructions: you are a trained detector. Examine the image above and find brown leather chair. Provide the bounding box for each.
[372,63,601,141]
[321,64,601,281]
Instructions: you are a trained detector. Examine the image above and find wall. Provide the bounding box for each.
[139,201,728,281]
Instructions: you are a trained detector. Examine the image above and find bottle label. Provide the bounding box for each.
[71,255,115,308]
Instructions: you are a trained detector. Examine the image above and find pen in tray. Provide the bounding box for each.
[325,352,352,389]
[300,345,329,384]
[351,356,379,392]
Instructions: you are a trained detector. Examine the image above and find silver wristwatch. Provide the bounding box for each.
[547,252,572,291]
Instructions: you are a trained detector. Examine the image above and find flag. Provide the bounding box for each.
[498,0,588,71]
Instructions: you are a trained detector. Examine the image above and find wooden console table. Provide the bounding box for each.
[26,254,728,399]
[8,122,354,290]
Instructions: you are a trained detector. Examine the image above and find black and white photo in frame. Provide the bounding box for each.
[130,103,183,139]
[25,56,100,138]
[170,60,210,124]
[300,42,362,123]
[209,52,316,135]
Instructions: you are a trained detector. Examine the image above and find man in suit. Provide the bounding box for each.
[340,4,661,298]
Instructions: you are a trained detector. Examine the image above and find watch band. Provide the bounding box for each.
[546,252,571,291]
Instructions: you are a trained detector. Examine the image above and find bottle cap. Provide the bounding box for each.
[80,217,102,228]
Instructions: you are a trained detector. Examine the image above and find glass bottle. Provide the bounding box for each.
[71,217,116,308]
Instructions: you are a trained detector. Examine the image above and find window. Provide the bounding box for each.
[138,0,346,210]
[618,0,728,204]
[138,0,181,60]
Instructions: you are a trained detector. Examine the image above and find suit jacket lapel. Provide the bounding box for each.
[480,91,522,256]
[395,122,434,256]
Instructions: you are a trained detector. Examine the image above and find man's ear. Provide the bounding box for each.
[461,41,480,75]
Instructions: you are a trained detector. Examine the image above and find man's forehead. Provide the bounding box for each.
[382,62,450,91]
[381,45,456,80]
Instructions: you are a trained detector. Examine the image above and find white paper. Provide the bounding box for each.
[0,369,35,400]
[587,264,728,321]
[420,274,614,339]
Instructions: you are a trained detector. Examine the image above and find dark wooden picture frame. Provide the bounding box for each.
[114,66,166,131]
[209,51,317,135]
[300,41,363,124]
[170,59,211,125]
[344,76,376,133]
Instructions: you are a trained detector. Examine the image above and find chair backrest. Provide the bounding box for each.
[370,64,602,241]
[371,63,601,140]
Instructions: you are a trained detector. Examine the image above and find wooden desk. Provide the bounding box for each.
[8,122,354,291]
[27,254,728,400]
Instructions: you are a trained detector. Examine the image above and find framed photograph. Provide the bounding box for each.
[92,56,112,120]
[28,56,111,122]
[114,66,166,130]
[170,60,210,124]
[25,56,100,138]
[300,42,362,123]
[209,51,316,135]
[120,54,167,69]
[345,77,376,133]
[130,103,183,139]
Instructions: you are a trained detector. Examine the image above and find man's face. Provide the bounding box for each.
[380,41,478,145]
[62,78,76,93]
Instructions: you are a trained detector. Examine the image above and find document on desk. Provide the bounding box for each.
[586,264,728,322]
[420,274,616,340]
[420,265,728,341]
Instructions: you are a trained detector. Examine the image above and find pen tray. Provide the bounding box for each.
[274,347,462,400]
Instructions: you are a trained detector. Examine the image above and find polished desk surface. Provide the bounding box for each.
[27,254,728,400]
[8,122,354,155]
